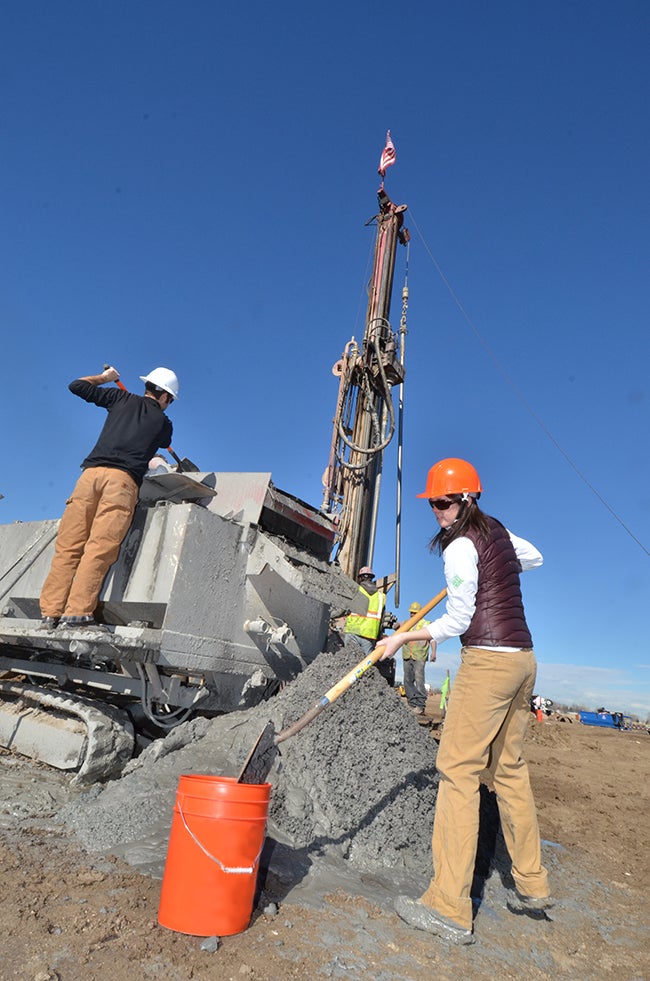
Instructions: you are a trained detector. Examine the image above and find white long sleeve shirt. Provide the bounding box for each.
[426,531,543,650]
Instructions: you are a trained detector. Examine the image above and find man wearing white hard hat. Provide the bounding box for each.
[39,365,178,630]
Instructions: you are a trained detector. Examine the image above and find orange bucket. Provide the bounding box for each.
[158,774,271,937]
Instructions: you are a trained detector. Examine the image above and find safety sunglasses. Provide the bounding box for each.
[428,497,460,511]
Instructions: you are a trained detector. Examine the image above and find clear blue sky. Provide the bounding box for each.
[1,2,648,716]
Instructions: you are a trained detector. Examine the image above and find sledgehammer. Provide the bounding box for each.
[237,586,448,784]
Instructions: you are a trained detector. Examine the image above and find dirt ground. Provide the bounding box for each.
[1,707,649,981]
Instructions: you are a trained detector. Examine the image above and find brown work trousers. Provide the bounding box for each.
[40,467,139,619]
[420,646,549,930]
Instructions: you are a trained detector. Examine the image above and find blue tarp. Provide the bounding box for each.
[578,711,631,729]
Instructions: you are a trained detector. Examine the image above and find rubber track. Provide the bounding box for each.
[0,680,134,784]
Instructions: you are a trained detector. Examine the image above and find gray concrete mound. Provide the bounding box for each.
[59,643,439,883]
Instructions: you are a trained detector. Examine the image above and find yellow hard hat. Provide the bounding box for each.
[409,601,422,613]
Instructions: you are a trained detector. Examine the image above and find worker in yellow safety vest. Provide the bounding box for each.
[345,567,396,685]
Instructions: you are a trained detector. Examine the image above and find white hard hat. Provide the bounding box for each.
[358,566,375,579]
[140,367,179,400]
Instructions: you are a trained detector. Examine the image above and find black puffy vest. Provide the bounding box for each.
[455,516,533,649]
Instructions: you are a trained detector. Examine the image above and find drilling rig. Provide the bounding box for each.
[321,175,410,599]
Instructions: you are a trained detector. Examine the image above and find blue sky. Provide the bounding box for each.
[1,2,648,716]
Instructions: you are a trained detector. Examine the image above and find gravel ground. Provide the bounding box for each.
[1,653,649,980]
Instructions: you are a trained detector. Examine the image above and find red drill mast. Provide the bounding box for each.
[322,182,409,594]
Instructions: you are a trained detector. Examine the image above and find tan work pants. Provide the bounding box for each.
[40,467,139,618]
[420,646,549,929]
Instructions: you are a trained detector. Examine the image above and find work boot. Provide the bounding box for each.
[409,706,425,715]
[38,616,60,630]
[59,616,108,632]
[506,889,555,916]
[394,895,474,945]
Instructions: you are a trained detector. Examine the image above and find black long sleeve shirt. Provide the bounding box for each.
[70,379,173,486]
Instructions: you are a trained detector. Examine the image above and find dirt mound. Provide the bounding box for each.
[59,643,439,877]
[525,713,575,749]
[266,641,438,871]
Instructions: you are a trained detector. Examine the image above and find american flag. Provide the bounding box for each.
[378,130,396,177]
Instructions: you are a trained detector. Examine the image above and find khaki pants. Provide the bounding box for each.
[40,467,139,618]
[420,646,549,929]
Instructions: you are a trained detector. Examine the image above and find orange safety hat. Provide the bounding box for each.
[416,458,483,499]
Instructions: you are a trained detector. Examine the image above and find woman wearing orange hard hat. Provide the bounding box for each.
[376,457,552,944]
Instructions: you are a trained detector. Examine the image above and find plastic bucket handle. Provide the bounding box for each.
[178,800,265,875]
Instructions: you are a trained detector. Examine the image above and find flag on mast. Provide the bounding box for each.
[378,130,396,180]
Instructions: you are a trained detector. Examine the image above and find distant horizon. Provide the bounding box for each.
[417,652,650,721]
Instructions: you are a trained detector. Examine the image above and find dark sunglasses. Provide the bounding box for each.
[428,497,460,511]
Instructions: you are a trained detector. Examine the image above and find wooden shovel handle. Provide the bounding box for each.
[275,586,448,744]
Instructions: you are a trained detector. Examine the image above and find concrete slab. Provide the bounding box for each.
[0,701,86,770]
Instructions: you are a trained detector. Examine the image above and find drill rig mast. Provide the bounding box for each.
[322,183,409,587]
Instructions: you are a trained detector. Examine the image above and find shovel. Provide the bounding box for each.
[237,586,448,784]
[103,364,199,473]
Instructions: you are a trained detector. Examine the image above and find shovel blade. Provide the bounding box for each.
[237,720,278,784]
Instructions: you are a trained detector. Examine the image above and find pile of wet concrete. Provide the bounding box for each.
[59,643,439,883]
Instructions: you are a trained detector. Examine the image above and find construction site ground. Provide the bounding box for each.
[1,701,648,981]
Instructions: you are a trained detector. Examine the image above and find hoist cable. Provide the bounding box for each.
[409,210,650,560]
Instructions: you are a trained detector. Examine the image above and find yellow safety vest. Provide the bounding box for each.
[345,587,386,641]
